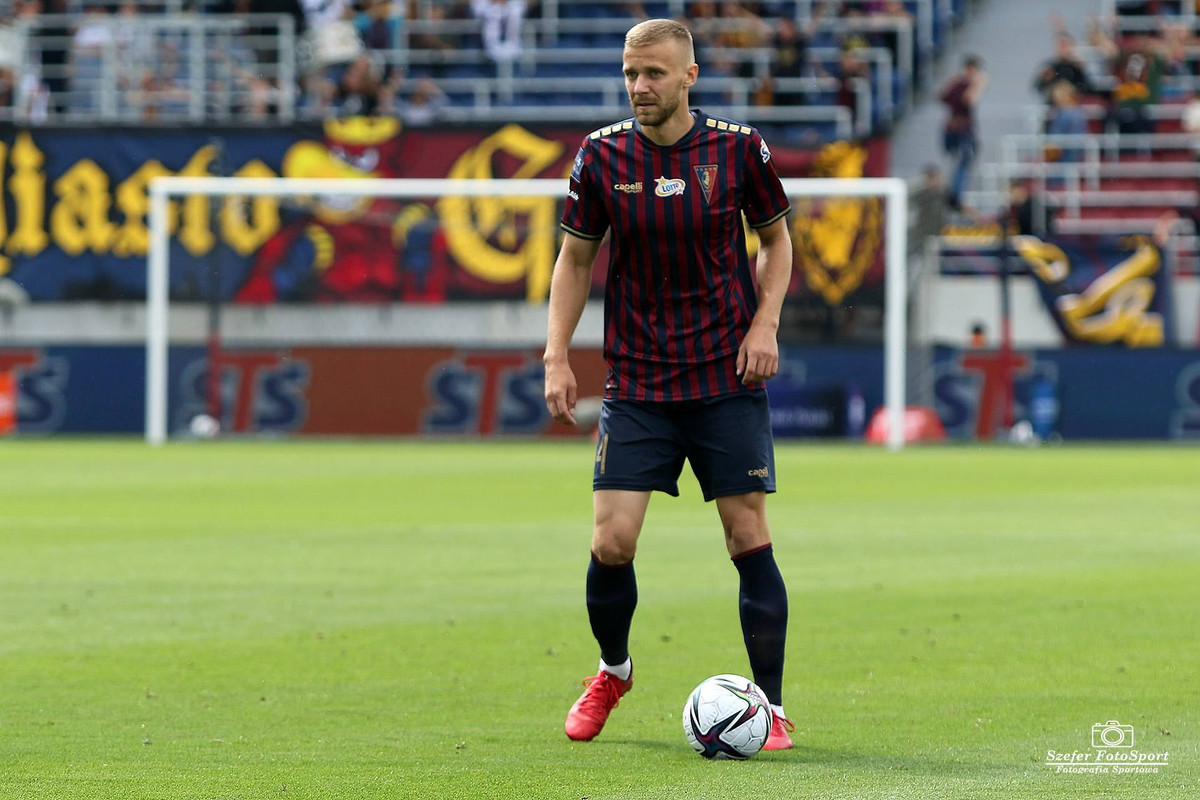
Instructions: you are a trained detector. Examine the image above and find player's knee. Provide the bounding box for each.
[592,534,637,565]
[726,529,770,556]
[722,512,770,555]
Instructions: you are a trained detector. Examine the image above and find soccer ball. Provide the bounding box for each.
[188,413,220,438]
[682,674,772,759]
[1181,99,1200,134]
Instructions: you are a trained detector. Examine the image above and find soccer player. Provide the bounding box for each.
[543,18,795,750]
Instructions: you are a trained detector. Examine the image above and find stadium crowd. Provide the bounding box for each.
[0,0,931,127]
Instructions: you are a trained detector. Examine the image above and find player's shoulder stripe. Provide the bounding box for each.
[703,114,754,136]
[588,118,636,140]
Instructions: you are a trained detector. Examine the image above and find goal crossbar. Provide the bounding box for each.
[146,176,908,448]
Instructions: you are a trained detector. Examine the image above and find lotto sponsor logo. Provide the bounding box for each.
[654,177,686,197]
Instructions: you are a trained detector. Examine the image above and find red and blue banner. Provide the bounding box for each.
[0,122,890,306]
[1011,234,1174,348]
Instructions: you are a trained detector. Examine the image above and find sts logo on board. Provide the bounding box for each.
[932,349,1057,439]
[1171,361,1200,439]
[0,350,68,435]
[423,353,547,435]
[176,351,309,434]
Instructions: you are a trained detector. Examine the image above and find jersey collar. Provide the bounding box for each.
[633,108,705,149]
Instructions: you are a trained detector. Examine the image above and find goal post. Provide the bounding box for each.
[146,176,908,448]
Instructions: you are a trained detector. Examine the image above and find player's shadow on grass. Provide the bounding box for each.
[590,738,681,752]
[769,745,1017,777]
[596,740,1015,777]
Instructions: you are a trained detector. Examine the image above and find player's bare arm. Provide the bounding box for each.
[738,217,793,384]
[544,233,601,426]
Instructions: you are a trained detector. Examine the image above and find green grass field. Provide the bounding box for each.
[1,441,1197,799]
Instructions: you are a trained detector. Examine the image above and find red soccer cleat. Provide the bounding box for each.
[762,712,795,750]
[564,669,634,741]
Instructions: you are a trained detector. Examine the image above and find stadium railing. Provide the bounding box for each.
[0,13,297,124]
[1101,3,1197,28]
[965,131,1199,273]
[419,73,868,139]
[395,19,906,123]
[0,4,914,131]
[392,43,896,132]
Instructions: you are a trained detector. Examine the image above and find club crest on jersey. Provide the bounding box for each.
[654,176,686,198]
[694,165,718,205]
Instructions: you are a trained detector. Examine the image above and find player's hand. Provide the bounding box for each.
[544,356,578,426]
[737,321,779,385]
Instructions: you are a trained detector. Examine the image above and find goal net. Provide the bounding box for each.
[145,177,908,447]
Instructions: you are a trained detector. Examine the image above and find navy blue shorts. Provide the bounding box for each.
[593,389,776,502]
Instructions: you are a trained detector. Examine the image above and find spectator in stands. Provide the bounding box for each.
[717,2,769,80]
[969,322,987,349]
[217,0,308,34]
[69,3,114,115]
[147,34,194,119]
[387,76,448,125]
[1095,31,1164,136]
[939,55,987,210]
[910,164,947,244]
[219,0,308,117]
[863,0,913,80]
[684,1,720,62]
[407,3,462,78]
[301,0,351,28]
[1045,81,1088,167]
[358,0,395,51]
[0,69,12,122]
[1159,23,1191,101]
[1034,34,1094,103]
[758,11,819,107]
[1113,0,1155,15]
[34,0,70,117]
[1006,182,1035,236]
[0,3,28,115]
[471,0,528,69]
[321,52,383,115]
[115,0,155,118]
[836,41,869,131]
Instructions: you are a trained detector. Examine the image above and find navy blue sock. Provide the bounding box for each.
[586,552,637,667]
[732,544,788,705]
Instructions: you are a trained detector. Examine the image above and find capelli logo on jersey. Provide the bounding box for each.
[654,177,686,197]
[613,181,644,194]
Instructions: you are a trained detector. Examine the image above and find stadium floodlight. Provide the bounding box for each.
[146,176,907,448]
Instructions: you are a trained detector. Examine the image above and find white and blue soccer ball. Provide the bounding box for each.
[682,674,772,759]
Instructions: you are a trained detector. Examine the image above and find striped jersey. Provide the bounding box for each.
[560,109,790,402]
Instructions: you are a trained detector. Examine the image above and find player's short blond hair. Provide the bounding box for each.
[624,18,695,65]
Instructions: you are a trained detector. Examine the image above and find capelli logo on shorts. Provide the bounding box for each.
[748,466,770,478]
